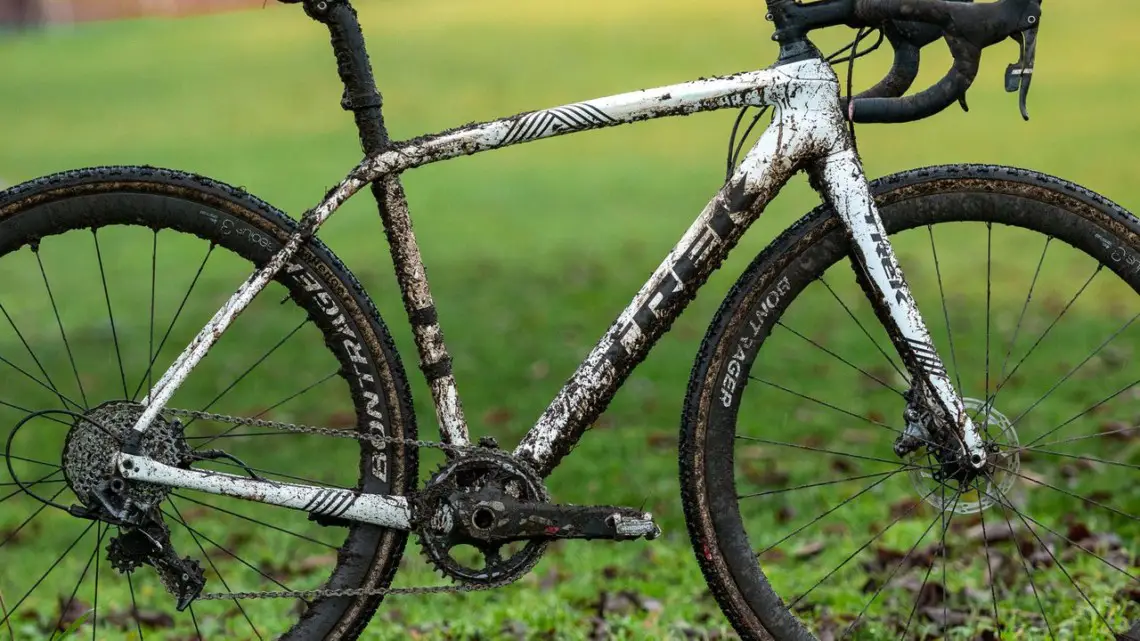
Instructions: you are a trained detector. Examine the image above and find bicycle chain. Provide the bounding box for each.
[161,408,521,601]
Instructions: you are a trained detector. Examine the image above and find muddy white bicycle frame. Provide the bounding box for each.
[117,57,987,531]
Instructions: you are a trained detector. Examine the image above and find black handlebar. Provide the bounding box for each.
[847,0,1041,123]
[768,0,1042,124]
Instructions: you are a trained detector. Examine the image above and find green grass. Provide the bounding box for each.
[1,0,1139,639]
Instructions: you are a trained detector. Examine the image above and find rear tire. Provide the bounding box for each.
[0,167,417,640]
[681,165,1140,639]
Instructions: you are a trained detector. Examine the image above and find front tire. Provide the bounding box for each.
[682,165,1140,640]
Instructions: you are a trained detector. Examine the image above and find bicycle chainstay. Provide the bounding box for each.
[161,408,518,601]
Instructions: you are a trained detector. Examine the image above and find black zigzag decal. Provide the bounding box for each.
[906,338,948,377]
[501,103,617,145]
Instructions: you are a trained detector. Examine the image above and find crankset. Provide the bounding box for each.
[416,448,660,585]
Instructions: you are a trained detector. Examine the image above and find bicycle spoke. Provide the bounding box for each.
[0,474,65,524]
[843,501,943,638]
[984,222,992,400]
[748,376,939,450]
[0,299,79,412]
[982,486,1117,636]
[168,499,298,595]
[1020,448,1140,473]
[989,264,1102,408]
[125,570,145,641]
[735,434,929,468]
[928,225,964,394]
[148,230,157,399]
[989,482,1055,640]
[1022,375,1140,449]
[192,457,341,488]
[996,236,1050,386]
[92,230,128,398]
[168,503,264,641]
[775,321,904,396]
[91,523,104,640]
[0,353,81,412]
[997,464,1138,522]
[756,469,906,557]
[187,368,339,450]
[132,243,215,401]
[0,453,61,471]
[976,488,1002,639]
[0,397,71,427]
[790,486,937,609]
[898,491,962,641]
[739,468,914,499]
[0,483,66,546]
[189,603,205,641]
[819,277,907,380]
[186,320,307,437]
[47,524,101,641]
[1030,424,1140,450]
[0,522,94,629]
[1008,311,1140,431]
[35,246,88,408]
[171,493,336,548]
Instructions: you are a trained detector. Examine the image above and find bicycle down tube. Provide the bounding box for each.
[119,57,986,528]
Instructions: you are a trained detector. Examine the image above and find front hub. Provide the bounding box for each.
[908,398,1020,515]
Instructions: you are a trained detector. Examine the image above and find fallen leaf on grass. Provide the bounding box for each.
[964,519,1021,544]
[500,620,529,640]
[796,433,826,448]
[482,407,513,426]
[594,590,662,618]
[830,458,856,474]
[537,567,569,591]
[840,428,877,445]
[55,597,91,631]
[888,497,926,520]
[323,411,357,428]
[646,432,674,450]
[1099,420,1140,442]
[673,622,729,639]
[793,541,825,560]
[777,505,796,524]
[297,553,337,573]
[742,460,790,487]
[105,607,175,630]
[920,605,970,627]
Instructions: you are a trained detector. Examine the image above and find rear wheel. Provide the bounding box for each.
[0,167,417,640]
[682,165,1140,640]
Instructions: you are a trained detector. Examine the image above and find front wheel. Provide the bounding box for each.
[682,165,1140,640]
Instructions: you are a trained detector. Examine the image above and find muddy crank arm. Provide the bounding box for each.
[431,485,661,543]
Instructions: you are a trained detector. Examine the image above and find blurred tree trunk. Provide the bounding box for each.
[0,0,44,28]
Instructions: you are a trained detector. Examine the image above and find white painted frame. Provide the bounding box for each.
[117,57,987,531]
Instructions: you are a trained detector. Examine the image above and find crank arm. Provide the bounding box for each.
[449,492,661,543]
[116,453,412,530]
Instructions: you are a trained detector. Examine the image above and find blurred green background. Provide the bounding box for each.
[0,0,1138,639]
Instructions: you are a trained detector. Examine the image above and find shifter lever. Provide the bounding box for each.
[1005,26,1038,121]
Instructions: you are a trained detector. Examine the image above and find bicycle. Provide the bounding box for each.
[2,0,1138,638]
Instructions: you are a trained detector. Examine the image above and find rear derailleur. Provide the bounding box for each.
[413,445,660,585]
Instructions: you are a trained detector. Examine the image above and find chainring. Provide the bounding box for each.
[416,449,550,585]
